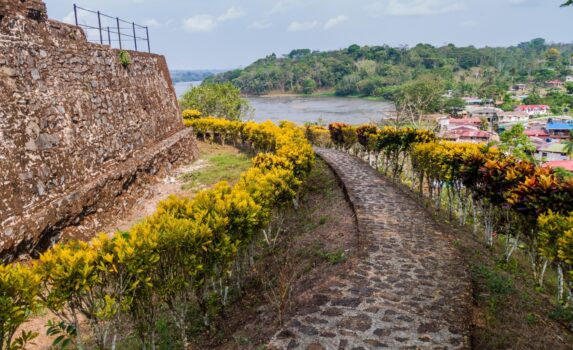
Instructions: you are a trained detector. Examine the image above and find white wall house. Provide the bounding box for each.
[535,143,571,162]
[515,105,551,116]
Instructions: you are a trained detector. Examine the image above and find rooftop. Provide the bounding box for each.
[538,143,567,153]
[546,122,573,131]
[543,160,573,172]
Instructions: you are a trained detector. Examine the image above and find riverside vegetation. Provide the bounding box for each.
[0,117,313,350]
[209,38,573,116]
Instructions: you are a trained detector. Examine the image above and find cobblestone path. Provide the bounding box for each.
[268,148,472,349]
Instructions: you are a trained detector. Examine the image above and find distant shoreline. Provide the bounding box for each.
[174,82,388,102]
[243,90,387,102]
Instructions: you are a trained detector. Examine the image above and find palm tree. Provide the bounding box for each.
[565,130,573,159]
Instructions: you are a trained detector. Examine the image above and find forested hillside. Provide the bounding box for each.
[208,39,573,100]
[171,69,226,83]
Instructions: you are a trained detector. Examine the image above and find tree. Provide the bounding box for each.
[301,78,317,94]
[566,82,573,94]
[394,75,445,126]
[546,48,561,64]
[564,131,573,157]
[179,83,252,120]
[561,0,573,6]
[523,92,543,105]
[443,97,466,115]
[498,124,536,161]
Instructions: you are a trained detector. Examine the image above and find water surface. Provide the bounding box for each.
[174,82,394,125]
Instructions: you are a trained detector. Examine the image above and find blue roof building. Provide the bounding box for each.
[546,121,573,139]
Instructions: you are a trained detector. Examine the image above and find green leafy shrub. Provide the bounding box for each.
[118,50,131,68]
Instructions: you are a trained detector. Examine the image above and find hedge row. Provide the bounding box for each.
[306,123,573,305]
[1,118,314,350]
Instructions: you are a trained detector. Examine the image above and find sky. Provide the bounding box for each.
[43,0,573,70]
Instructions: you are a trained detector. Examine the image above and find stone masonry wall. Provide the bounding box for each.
[0,0,198,259]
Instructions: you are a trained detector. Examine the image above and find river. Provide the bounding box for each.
[174,81,394,125]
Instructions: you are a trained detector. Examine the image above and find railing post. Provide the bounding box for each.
[132,22,137,51]
[97,11,103,44]
[116,17,122,49]
[146,26,150,53]
[107,26,111,46]
[73,4,78,26]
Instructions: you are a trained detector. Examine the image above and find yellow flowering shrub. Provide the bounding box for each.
[0,263,40,350]
[182,109,202,120]
[0,118,314,347]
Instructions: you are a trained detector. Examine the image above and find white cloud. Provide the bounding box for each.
[218,7,245,22]
[268,0,303,15]
[183,15,217,32]
[367,0,465,16]
[287,20,319,32]
[324,15,348,29]
[143,18,161,28]
[182,7,245,33]
[250,20,272,30]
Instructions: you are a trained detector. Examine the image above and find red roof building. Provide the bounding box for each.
[543,160,573,172]
[546,80,564,88]
[524,129,550,138]
[441,127,499,143]
[515,105,551,116]
[439,117,482,131]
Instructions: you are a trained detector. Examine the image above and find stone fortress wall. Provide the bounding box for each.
[0,0,198,260]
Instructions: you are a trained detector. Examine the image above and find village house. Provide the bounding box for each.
[515,105,551,116]
[467,106,503,130]
[543,160,573,173]
[546,121,573,139]
[535,143,570,162]
[438,117,482,131]
[462,97,482,106]
[441,127,499,143]
[497,111,529,124]
[511,83,527,92]
[546,80,564,88]
[524,128,550,139]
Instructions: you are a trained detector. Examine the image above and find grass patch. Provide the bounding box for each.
[319,248,347,265]
[180,143,251,190]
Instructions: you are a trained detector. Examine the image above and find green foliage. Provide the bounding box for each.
[46,320,76,349]
[210,39,573,104]
[301,78,317,94]
[318,249,347,265]
[118,50,131,68]
[395,75,445,120]
[498,124,536,161]
[0,264,40,350]
[444,97,466,113]
[179,83,251,121]
[0,119,315,348]
[566,82,573,94]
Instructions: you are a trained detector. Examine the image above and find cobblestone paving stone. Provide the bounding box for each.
[268,148,472,350]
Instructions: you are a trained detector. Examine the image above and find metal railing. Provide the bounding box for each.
[73,4,150,53]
